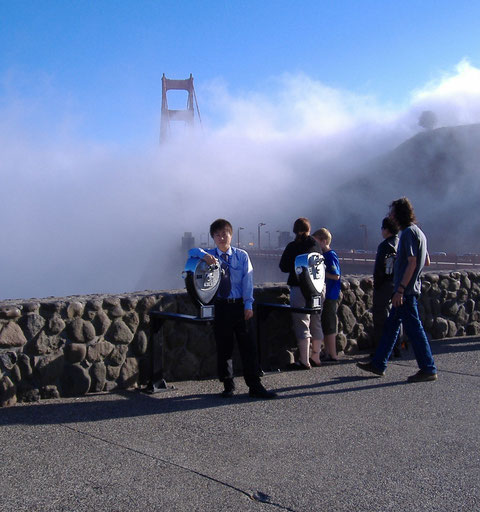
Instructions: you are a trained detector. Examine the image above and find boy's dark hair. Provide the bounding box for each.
[293,217,311,241]
[389,197,416,230]
[382,216,399,235]
[210,218,233,238]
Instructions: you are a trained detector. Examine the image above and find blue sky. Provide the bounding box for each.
[2,1,480,299]
[2,0,480,146]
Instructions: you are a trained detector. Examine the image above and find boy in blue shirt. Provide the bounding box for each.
[188,218,276,399]
[313,228,341,362]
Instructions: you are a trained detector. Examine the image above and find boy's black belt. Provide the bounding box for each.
[215,298,243,304]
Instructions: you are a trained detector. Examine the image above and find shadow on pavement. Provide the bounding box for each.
[1,337,477,428]
[0,373,409,428]
[431,338,480,355]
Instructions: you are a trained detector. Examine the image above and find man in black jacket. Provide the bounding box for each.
[371,217,399,354]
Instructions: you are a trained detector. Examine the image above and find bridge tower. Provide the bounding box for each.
[160,73,201,143]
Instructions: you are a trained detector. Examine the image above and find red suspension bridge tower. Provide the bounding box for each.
[160,73,202,143]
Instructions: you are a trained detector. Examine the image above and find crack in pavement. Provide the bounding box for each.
[61,423,296,511]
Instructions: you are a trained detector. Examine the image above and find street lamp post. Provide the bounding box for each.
[237,226,244,247]
[258,222,266,249]
[360,224,368,251]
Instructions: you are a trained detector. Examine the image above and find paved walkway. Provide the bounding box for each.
[1,337,479,511]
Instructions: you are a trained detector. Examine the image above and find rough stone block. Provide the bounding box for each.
[138,295,157,312]
[106,319,134,344]
[106,364,121,380]
[93,311,111,335]
[118,357,139,389]
[441,300,459,317]
[132,330,149,356]
[0,376,17,407]
[455,306,469,326]
[447,320,457,338]
[465,299,475,314]
[107,345,128,366]
[17,353,33,378]
[336,332,348,351]
[432,317,449,339]
[40,385,60,399]
[65,343,87,364]
[61,363,91,397]
[22,302,40,313]
[67,301,84,318]
[340,289,356,307]
[121,297,138,311]
[87,339,114,362]
[338,304,356,334]
[123,311,140,332]
[0,351,17,370]
[47,314,66,335]
[32,332,63,355]
[34,353,64,386]
[0,307,22,319]
[89,362,106,392]
[460,274,472,289]
[466,321,480,336]
[18,313,45,340]
[67,318,96,343]
[0,322,28,348]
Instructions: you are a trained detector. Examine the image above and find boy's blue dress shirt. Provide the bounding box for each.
[188,246,254,310]
[323,249,341,300]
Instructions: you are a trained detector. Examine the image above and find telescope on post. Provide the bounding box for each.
[182,257,221,319]
[294,252,326,309]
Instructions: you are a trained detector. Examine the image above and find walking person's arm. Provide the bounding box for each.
[392,256,416,307]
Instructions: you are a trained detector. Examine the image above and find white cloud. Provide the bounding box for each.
[410,59,480,126]
[2,60,480,299]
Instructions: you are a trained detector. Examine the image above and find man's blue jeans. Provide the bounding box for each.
[372,295,437,374]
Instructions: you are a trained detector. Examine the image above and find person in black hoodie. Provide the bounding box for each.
[279,218,323,369]
[371,217,399,355]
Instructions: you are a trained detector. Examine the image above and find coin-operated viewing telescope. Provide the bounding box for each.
[294,252,326,309]
[182,257,221,319]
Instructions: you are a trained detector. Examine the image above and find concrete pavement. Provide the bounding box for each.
[1,337,479,512]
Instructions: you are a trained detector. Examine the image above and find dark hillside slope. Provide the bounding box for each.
[313,124,480,252]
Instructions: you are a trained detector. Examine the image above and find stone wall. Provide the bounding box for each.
[1,270,479,407]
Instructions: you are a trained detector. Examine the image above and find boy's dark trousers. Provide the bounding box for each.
[213,300,261,389]
[372,281,394,348]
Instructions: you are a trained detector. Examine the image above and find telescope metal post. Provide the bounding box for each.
[145,311,214,394]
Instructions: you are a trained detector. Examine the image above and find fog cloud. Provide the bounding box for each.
[1,60,480,299]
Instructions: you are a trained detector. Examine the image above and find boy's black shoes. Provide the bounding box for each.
[249,384,277,399]
[407,370,438,383]
[356,361,385,377]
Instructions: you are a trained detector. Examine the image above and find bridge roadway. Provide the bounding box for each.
[1,337,479,511]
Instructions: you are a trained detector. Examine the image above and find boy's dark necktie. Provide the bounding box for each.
[218,253,231,298]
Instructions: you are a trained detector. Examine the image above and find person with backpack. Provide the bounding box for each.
[371,216,399,356]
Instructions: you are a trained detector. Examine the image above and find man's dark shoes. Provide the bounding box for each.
[249,384,277,399]
[220,380,235,398]
[356,361,385,377]
[407,370,438,383]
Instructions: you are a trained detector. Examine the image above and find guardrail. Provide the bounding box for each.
[248,249,480,270]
